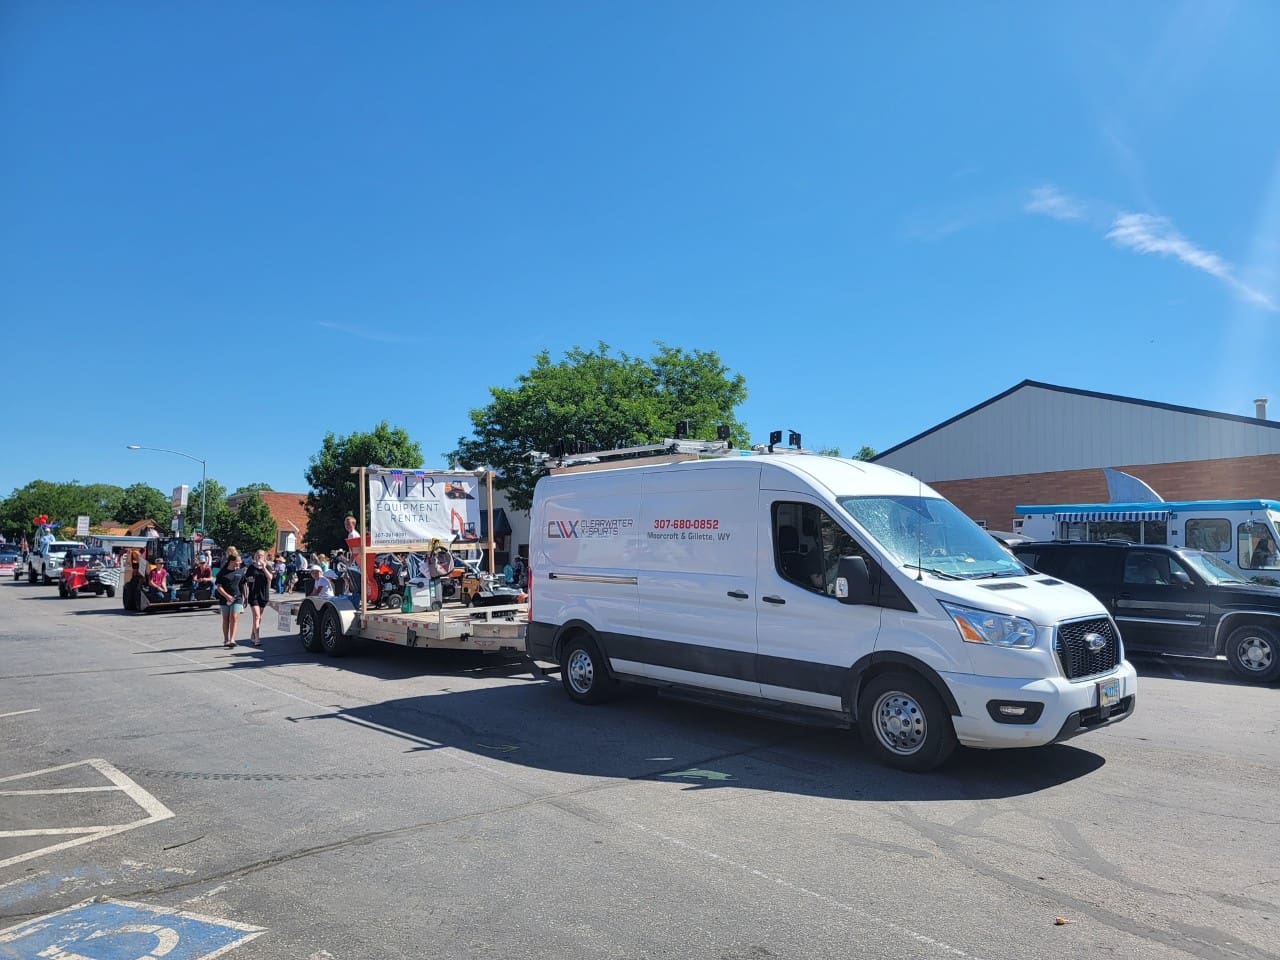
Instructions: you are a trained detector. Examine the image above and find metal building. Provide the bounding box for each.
[872,380,1280,530]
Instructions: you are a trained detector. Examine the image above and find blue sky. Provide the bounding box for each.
[3,1,1277,501]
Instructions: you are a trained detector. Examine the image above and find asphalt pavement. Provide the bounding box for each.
[0,577,1277,960]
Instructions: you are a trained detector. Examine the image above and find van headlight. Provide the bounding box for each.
[939,601,1037,649]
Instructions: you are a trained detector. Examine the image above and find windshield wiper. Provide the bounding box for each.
[902,563,964,580]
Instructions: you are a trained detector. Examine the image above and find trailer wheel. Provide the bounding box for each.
[560,634,613,705]
[383,592,403,612]
[105,587,115,598]
[857,671,956,772]
[298,602,322,653]
[320,605,350,657]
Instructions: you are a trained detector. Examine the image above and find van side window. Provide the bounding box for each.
[1185,518,1230,552]
[772,502,870,596]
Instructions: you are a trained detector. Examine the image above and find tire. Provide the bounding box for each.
[560,634,613,704]
[42,572,51,585]
[383,592,403,612]
[298,601,323,653]
[58,582,67,598]
[105,587,115,598]
[1224,623,1280,682]
[122,579,140,611]
[28,568,37,584]
[320,605,349,657]
[857,671,957,772]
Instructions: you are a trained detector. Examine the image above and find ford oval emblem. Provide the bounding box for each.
[1084,632,1106,653]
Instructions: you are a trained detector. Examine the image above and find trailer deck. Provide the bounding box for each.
[270,595,526,653]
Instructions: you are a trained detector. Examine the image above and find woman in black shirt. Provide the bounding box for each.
[215,548,246,648]
[241,549,274,647]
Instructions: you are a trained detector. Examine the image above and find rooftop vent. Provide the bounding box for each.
[1255,398,1269,420]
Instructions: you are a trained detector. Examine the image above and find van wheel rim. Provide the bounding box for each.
[567,649,594,694]
[873,691,927,755]
[1236,636,1273,672]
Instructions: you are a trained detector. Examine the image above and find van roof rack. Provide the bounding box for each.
[543,439,736,472]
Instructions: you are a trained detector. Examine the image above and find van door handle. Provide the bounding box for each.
[762,595,786,605]
[727,590,749,599]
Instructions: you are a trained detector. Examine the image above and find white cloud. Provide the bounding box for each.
[1025,185,1086,221]
[1106,213,1276,310]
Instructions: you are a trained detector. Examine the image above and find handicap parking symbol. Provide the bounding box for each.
[0,899,264,960]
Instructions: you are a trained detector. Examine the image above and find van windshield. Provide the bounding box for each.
[838,495,1025,579]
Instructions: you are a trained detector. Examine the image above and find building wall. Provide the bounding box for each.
[878,384,1280,482]
[933,453,1280,529]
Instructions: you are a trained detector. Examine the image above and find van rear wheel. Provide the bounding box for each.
[858,671,956,772]
[561,635,612,704]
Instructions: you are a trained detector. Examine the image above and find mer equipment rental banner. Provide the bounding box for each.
[369,471,481,546]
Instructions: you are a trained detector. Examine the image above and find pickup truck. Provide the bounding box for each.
[28,541,84,585]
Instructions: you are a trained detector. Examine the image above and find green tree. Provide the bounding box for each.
[116,483,174,526]
[305,422,424,550]
[231,482,274,495]
[449,343,749,510]
[188,478,230,541]
[222,495,278,554]
[0,480,125,538]
[855,446,877,461]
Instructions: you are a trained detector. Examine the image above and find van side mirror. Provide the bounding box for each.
[835,555,874,605]
[1169,570,1192,588]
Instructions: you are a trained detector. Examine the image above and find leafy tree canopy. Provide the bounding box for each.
[305,422,424,550]
[116,483,174,526]
[187,478,230,541]
[855,446,877,461]
[232,482,274,495]
[0,480,125,539]
[449,343,749,511]
[222,494,278,555]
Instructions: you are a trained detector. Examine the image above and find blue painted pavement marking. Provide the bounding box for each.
[0,899,264,960]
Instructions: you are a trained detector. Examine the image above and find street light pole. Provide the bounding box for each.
[126,445,207,535]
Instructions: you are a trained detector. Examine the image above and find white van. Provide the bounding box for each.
[528,454,1137,771]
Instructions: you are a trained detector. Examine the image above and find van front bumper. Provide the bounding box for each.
[940,660,1137,750]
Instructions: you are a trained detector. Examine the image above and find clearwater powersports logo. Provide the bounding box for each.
[546,518,634,539]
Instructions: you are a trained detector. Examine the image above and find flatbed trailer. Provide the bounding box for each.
[270,594,527,657]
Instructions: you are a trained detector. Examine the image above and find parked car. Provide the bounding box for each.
[0,546,22,579]
[1012,541,1280,682]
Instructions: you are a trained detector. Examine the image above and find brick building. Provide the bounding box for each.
[873,381,1280,530]
[226,491,310,554]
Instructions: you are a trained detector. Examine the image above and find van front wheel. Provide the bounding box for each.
[858,672,956,772]
[561,635,612,705]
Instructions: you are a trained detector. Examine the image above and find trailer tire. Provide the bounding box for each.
[383,592,403,612]
[320,605,350,657]
[298,602,322,653]
[105,587,115,598]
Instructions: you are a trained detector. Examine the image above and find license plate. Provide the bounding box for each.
[1097,678,1121,709]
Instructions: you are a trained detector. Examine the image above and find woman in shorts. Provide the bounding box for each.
[241,549,273,646]
[215,547,246,648]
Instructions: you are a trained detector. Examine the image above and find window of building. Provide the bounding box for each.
[1185,518,1230,553]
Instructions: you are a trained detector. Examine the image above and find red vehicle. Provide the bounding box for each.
[59,547,120,598]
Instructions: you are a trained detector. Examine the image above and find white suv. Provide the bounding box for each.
[29,541,84,585]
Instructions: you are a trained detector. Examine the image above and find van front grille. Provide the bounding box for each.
[1055,618,1120,680]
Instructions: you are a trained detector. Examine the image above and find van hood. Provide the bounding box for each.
[921,575,1107,626]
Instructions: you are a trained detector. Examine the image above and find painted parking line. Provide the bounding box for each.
[0,760,173,870]
[0,711,39,720]
[0,898,264,959]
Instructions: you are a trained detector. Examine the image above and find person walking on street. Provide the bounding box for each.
[273,554,286,593]
[242,549,273,646]
[215,547,246,648]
